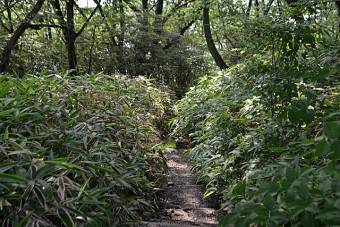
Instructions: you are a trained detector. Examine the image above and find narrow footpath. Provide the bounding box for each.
[139,148,220,227]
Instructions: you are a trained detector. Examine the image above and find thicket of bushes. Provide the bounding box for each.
[0,73,171,226]
[173,38,340,225]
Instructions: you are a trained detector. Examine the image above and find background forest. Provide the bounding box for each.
[0,0,339,226]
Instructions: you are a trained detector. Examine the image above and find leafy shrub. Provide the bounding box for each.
[173,56,340,226]
[0,73,170,226]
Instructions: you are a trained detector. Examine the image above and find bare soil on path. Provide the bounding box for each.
[138,148,221,227]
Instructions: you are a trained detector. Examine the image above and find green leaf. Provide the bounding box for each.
[316,140,330,156]
[86,163,112,173]
[57,207,74,227]
[219,212,239,226]
[263,195,276,210]
[4,126,9,141]
[0,83,11,98]
[301,211,317,227]
[270,147,291,153]
[46,160,76,169]
[33,187,47,210]
[15,211,33,227]
[285,167,296,182]
[335,63,340,73]
[288,108,300,124]
[317,211,340,223]
[302,109,314,125]
[330,141,340,153]
[33,164,57,179]
[0,162,20,172]
[231,181,246,197]
[0,108,17,117]
[8,140,27,151]
[8,150,34,156]
[323,122,340,139]
[78,200,108,205]
[0,173,29,183]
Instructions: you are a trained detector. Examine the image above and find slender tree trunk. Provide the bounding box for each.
[202,1,228,70]
[0,0,45,73]
[246,0,252,16]
[154,0,164,34]
[65,0,77,72]
[117,0,126,73]
[142,0,148,27]
[52,0,78,73]
[4,0,14,33]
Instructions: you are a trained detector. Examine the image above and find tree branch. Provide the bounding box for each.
[0,0,46,72]
[28,23,63,30]
[76,4,99,37]
[163,0,196,24]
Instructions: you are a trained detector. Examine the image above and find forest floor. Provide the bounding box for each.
[139,142,221,227]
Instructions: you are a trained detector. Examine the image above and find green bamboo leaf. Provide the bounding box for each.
[8,140,27,151]
[4,126,9,141]
[116,178,132,189]
[32,164,57,179]
[0,162,20,172]
[86,163,112,173]
[0,83,11,98]
[33,186,47,210]
[0,173,29,183]
[15,210,33,227]
[270,147,291,153]
[57,207,74,227]
[8,150,34,156]
[0,108,17,117]
[20,182,34,207]
[78,200,108,205]
[46,160,76,169]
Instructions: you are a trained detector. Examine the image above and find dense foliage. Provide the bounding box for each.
[0,73,171,226]
[0,0,209,96]
[172,1,340,226]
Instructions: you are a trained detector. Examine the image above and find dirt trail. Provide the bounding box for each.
[139,148,221,227]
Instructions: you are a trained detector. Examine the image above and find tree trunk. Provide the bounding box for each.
[142,0,148,27]
[52,0,78,73]
[246,0,252,16]
[65,0,77,73]
[202,1,228,70]
[4,0,14,33]
[0,0,45,73]
[154,0,163,34]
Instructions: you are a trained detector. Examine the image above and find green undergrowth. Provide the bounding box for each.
[173,58,340,225]
[0,73,172,226]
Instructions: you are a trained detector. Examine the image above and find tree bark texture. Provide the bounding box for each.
[0,0,45,73]
[154,0,164,34]
[66,0,77,72]
[53,0,78,73]
[202,2,228,70]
